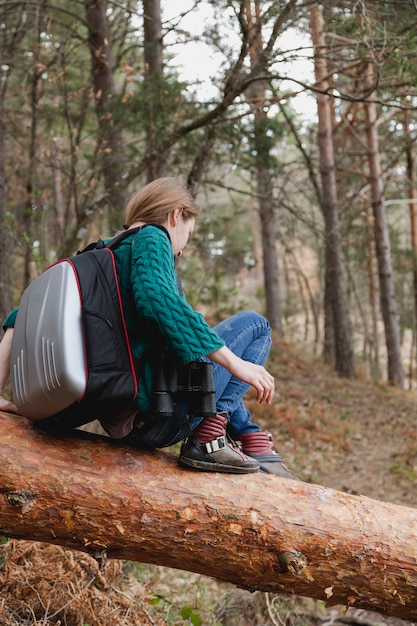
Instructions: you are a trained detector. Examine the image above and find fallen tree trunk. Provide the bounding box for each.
[0,412,416,620]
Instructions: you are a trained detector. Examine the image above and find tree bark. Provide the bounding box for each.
[404,105,417,384]
[85,0,127,231]
[0,412,417,621]
[245,0,283,335]
[310,6,355,379]
[51,136,65,243]
[364,207,381,380]
[23,2,43,287]
[0,85,13,326]
[142,0,166,182]
[363,62,404,387]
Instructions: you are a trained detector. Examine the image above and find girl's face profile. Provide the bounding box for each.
[172,214,195,257]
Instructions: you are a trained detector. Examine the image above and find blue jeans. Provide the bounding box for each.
[124,310,272,449]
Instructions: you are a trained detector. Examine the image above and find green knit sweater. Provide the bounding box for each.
[3,225,224,412]
[112,224,224,411]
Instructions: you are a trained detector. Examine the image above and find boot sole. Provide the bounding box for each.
[179,455,260,474]
[244,452,300,480]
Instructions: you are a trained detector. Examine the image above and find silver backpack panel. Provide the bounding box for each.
[11,261,87,420]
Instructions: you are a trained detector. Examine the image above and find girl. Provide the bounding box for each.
[0,178,297,479]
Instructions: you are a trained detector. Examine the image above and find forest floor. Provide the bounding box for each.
[1,337,417,625]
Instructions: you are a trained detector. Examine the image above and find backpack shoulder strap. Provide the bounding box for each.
[76,227,142,255]
[77,223,170,255]
[105,223,170,250]
[104,226,142,250]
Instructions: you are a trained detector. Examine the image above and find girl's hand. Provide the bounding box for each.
[207,345,275,403]
[228,359,275,403]
[0,394,18,414]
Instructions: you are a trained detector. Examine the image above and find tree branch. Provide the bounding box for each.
[0,412,416,621]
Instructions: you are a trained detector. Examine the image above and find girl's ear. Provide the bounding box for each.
[170,207,183,226]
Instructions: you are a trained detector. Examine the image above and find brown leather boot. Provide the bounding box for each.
[239,431,300,480]
[179,413,260,474]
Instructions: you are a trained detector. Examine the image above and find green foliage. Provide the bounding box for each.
[120,70,194,137]
[4,0,417,383]
[389,457,417,483]
[125,563,222,625]
[178,191,260,317]
[181,604,202,625]
[145,592,205,625]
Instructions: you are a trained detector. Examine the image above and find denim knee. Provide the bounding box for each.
[218,310,271,334]
[235,310,272,340]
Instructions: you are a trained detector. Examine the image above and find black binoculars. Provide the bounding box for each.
[151,359,216,418]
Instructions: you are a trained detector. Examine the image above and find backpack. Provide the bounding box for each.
[10,227,146,438]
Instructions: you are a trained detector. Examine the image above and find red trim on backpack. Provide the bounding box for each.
[107,249,139,398]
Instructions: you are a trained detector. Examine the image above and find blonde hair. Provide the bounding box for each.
[124,177,199,227]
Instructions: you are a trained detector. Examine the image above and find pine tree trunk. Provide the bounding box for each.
[404,107,417,382]
[310,6,355,379]
[0,412,417,621]
[0,90,13,326]
[85,0,127,231]
[364,207,381,379]
[245,0,283,334]
[363,62,404,387]
[142,0,166,182]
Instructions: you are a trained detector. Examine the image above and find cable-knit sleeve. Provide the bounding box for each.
[2,308,18,331]
[130,226,224,363]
